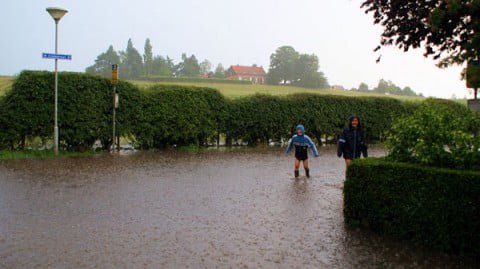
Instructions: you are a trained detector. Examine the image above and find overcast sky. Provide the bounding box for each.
[1,0,472,98]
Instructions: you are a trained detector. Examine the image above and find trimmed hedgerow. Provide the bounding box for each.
[0,70,419,151]
[224,93,415,145]
[0,70,141,151]
[344,158,480,255]
[132,85,227,149]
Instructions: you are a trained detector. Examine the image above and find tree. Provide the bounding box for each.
[151,55,174,76]
[120,38,144,79]
[85,45,120,78]
[199,59,213,75]
[294,54,329,88]
[358,82,369,92]
[374,79,391,94]
[214,63,226,78]
[372,79,419,96]
[175,53,201,77]
[267,46,329,88]
[402,86,417,96]
[361,0,480,67]
[143,38,154,77]
[267,46,299,84]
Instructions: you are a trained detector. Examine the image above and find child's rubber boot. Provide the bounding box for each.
[294,170,299,178]
[305,168,310,178]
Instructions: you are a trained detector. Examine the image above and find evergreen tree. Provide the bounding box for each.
[120,38,143,79]
[214,64,226,78]
[143,38,154,77]
[85,45,120,78]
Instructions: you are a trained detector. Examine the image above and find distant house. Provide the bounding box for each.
[331,85,345,91]
[226,65,266,84]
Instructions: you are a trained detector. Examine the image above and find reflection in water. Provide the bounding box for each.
[0,146,476,268]
[292,178,309,195]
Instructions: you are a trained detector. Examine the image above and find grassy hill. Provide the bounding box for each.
[131,80,424,101]
[0,75,424,101]
[0,76,13,96]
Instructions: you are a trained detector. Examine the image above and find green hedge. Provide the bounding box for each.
[0,71,419,150]
[0,71,142,151]
[139,76,253,85]
[133,85,227,148]
[224,94,415,144]
[344,158,480,255]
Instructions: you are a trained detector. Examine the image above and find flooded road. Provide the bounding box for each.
[0,146,475,268]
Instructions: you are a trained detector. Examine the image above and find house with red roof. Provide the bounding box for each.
[226,65,266,84]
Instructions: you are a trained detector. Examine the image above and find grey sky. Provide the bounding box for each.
[1,0,470,98]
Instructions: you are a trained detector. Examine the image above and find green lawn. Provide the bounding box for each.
[131,80,425,101]
[0,150,99,160]
[0,76,13,96]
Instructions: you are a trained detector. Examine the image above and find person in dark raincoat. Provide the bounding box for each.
[337,115,368,167]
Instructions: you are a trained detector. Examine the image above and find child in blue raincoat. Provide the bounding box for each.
[286,124,319,178]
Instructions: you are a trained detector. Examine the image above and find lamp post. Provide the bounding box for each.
[46,7,68,156]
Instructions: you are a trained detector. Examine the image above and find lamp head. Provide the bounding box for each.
[46,7,68,22]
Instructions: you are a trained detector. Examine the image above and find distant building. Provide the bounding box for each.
[200,72,215,79]
[226,65,266,84]
[331,85,345,91]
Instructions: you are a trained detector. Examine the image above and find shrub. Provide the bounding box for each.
[1,71,141,151]
[133,85,226,148]
[225,94,291,144]
[386,98,480,169]
[344,158,480,255]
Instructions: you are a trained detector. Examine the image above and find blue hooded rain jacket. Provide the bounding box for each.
[286,125,319,160]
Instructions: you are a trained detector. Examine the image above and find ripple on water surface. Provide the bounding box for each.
[0,146,476,268]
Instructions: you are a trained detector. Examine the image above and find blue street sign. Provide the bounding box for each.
[42,53,72,60]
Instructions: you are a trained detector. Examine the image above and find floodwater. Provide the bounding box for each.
[0,146,476,268]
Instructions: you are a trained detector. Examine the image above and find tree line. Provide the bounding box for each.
[351,80,421,97]
[86,38,419,95]
[85,39,330,89]
[86,38,226,80]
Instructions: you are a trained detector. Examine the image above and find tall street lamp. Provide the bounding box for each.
[46,7,68,156]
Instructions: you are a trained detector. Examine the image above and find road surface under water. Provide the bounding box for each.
[0,146,476,268]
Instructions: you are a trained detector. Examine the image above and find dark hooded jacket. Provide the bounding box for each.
[337,116,368,159]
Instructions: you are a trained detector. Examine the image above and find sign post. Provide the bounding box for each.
[111,64,119,151]
[42,53,72,60]
[42,52,72,156]
[45,7,68,156]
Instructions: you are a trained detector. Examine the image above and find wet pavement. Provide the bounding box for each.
[0,146,476,268]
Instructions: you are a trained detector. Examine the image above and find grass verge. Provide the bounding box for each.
[0,150,100,160]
